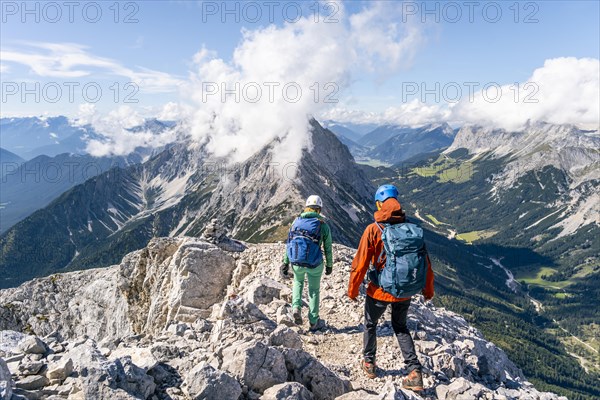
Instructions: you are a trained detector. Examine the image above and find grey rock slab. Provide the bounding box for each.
[282,348,352,400]
[18,336,47,355]
[183,362,242,400]
[222,341,287,393]
[15,374,49,390]
[269,326,303,350]
[261,382,314,400]
[46,357,74,382]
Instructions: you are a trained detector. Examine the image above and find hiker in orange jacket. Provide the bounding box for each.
[348,184,434,391]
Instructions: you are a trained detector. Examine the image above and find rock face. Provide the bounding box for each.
[0,357,13,399]
[0,237,566,400]
[0,237,237,340]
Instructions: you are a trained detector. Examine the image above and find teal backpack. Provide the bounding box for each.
[368,221,427,298]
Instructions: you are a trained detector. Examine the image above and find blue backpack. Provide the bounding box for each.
[369,221,427,298]
[286,217,323,268]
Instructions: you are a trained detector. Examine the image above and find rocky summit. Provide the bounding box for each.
[0,236,566,400]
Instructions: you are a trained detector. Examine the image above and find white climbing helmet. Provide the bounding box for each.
[305,195,323,209]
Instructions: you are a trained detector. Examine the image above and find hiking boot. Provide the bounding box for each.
[309,319,326,332]
[402,369,424,391]
[361,360,377,379]
[292,308,302,325]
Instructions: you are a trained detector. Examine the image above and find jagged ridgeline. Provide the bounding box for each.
[0,237,568,399]
[0,120,373,288]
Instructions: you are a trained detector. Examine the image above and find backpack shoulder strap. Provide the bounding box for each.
[374,218,387,233]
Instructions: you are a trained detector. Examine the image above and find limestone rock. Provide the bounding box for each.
[18,336,47,354]
[269,326,303,350]
[282,348,352,400]
[261,382,314,400]
[0,239,566,400]
[334,390,379,400]
[118,356,157,399]
[15,374,49,390]
[219,296,268,324]
[0,357,13,400]
[0,330,29,355]
[0,238,237,341]
[110,347,158,371]
[183,362,242,400]
[242,276,291,305]
[222,341,287,393]
[17,358,44,376]
[46,357,73,382]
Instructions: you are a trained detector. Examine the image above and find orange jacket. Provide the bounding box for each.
[348,198,435,302]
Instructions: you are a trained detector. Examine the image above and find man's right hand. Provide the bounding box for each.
[280,263,291,280]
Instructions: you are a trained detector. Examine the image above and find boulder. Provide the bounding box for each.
[110,347,158,371]
[261,382,314,400]
[282,348,352,400]
[243,276,291,305]
[219,296,268,324]
[117,356,156,399]
[436,377,472,400]
[275,305,295,327]
[17,358,45,376]
[18,336,47,354]
[15,374,49,390]
[166,322,189,336]
[160,241,238,324]
[46,357,73,382]
[269,326,303,349]
[183,362,242,400]
[0,357,13,400]
[222,341,287,393]
[61,340,155,399]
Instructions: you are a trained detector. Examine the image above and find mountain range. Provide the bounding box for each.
[369,121,600,397]
[0,116,92,159]
[0,116,598,399]
[327,122,457,165]
[0,148,24,167]
[0,117,175,233]
[0,120,373,287]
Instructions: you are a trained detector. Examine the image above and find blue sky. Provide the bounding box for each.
[1,0,599,121]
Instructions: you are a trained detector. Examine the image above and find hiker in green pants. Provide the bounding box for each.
[280,195,333,332]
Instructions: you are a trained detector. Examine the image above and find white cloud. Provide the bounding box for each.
[349,2,423,74]
[185,2,423,168]
[320,100,451,127]
[76,104,178,157]
[1,42,184,93]
[451,57,600,130]
[323,57,600,131]
[157,102,188,121]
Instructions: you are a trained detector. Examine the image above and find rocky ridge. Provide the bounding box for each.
[0,237,566,400]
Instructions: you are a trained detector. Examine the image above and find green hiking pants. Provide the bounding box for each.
[292,263,324,324]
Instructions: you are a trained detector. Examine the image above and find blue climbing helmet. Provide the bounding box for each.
[374,184,399,203]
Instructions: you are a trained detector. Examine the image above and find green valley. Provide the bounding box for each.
[363,146,600,399]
